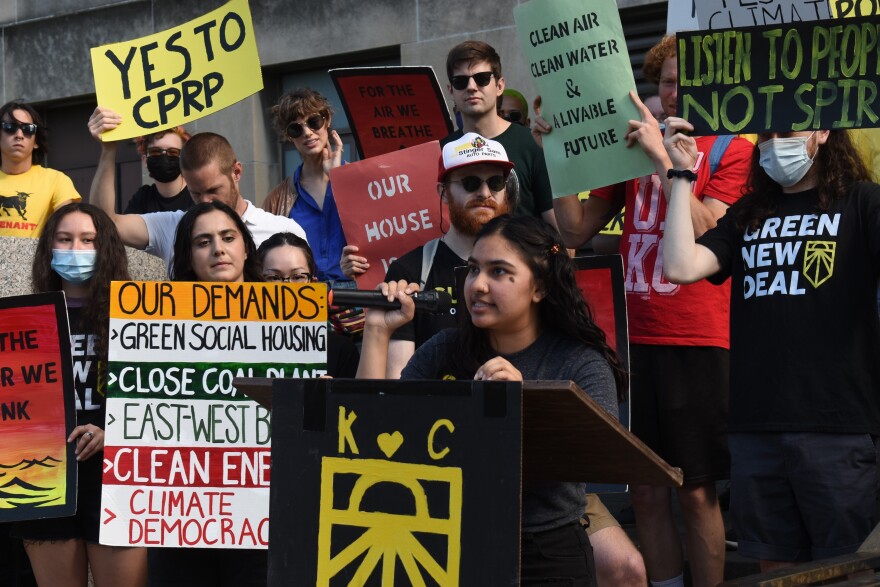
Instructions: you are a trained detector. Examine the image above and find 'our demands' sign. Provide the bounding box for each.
[514,0,655,195]
[0,293,76,522]
[331,141,445,290]
[695,0,831,29]
[330,67,454,159]
[268,379,521,586]
[100,281,328,549]
[90,0,262,141]
[676,16,880,134]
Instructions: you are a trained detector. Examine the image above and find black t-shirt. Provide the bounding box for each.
[328,332,359,378]
[441,124,553,218]
[68,304,105,429]
[124,183,193,214]
[384,239,464,347]
[698,182,880,434]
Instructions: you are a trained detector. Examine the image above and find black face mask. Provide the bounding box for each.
[146,155,181,183]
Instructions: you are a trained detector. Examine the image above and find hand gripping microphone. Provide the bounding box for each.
[328,289,453,314]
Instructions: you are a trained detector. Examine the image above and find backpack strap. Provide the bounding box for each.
[420,238,441,288]
[709,135,735,176]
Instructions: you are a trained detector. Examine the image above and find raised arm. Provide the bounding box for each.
[625,92,729,236]
[356,281,418,378]
[661,132,723,284]
[87,107,150,249]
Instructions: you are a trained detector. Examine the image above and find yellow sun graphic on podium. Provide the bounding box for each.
[316,457,463,586]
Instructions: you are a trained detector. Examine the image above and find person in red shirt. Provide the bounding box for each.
[543,36,753,587]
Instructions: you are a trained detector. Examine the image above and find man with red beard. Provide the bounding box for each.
[381,132,514,377]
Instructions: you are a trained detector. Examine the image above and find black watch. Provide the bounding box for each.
[667,168,698,182]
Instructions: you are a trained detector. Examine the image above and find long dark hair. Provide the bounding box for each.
[256,232,317,276]
[32,203,130,365]
[171,201,263,282]
[453,215,628,402]
[732,130,871,231]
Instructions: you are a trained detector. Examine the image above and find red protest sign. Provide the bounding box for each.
[331,141,446,290]
[0,292,77,522]
[330,66,453,159]
[574,255,628,367]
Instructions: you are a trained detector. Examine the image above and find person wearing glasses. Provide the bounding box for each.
[124,127,192,214]
[264,89,348,284]
[442,41,556,228]
[498,89,531,128]
[0,101,81,238]
[257,232,359,378]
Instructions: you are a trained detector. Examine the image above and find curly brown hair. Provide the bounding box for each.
[270,89,333,140]
[643,35,677,85]
[732,130,872,231]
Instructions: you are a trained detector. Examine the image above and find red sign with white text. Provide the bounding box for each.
[330,66,453,159]
[331,141,447,290]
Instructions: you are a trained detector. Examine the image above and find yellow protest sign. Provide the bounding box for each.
[90,0,262,141]
[828,0,879,16]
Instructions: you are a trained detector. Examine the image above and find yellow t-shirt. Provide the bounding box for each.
[0,165,81,238]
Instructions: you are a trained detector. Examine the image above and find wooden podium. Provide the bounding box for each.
[235,377,682,585]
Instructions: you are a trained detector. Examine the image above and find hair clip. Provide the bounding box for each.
[549,243,561,256]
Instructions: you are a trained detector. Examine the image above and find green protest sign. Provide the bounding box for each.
[514,0,654,196]
[677,16,880,134]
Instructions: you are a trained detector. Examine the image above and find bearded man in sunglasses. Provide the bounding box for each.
[373,132,514,377]
[0,101,80,238]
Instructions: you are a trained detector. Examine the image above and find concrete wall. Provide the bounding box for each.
[0,0,663,204]
[0,237,167,298]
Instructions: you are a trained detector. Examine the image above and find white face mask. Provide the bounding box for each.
[758,132,816,188]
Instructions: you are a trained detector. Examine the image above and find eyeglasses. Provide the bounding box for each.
[263,272,312,283]
[500,110,524,124]
[450,72,494,91]
[147,147,181,158]
[1,121,38,137]
[448,175,506,193]
[286,115,325,139]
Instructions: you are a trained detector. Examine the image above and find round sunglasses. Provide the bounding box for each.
[286,115,325,139]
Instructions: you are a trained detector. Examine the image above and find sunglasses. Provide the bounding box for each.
[286,115,325,139]
[501,111,524,124]
[1,121,38,137]
[263,272,312,283]
[450,72,494,91]
[448,175,506,193]
[147,147,181,158]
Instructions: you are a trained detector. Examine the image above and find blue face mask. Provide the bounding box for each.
[758,132,815,188]
[51,249,97,284]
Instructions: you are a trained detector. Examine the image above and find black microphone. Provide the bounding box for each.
[329,289,453,314]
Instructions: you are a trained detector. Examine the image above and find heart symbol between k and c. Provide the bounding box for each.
[377,431,404,458]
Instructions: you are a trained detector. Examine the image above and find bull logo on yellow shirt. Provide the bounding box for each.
[0,192,32,220]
